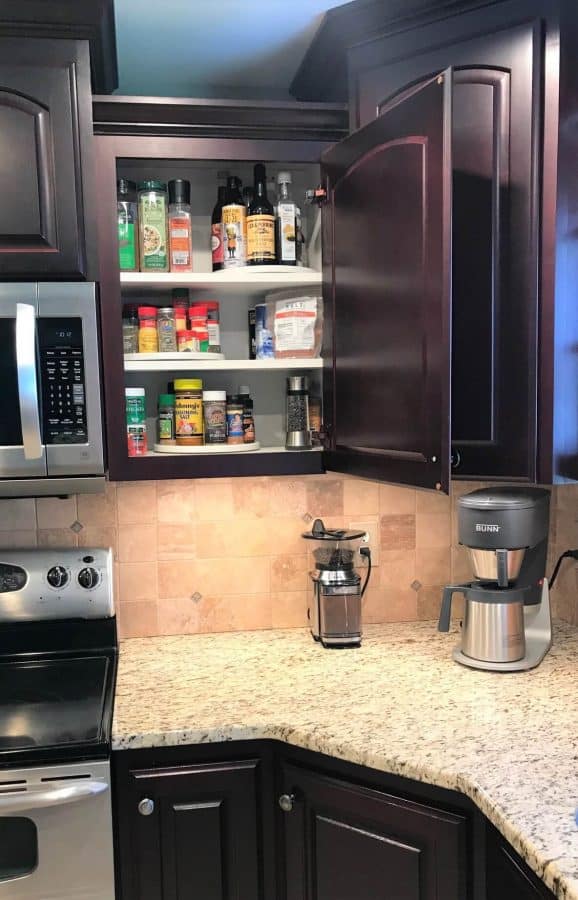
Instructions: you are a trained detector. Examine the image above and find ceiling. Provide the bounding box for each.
[114,0,347,99]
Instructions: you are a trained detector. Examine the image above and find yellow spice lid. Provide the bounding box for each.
[174,378,203,391]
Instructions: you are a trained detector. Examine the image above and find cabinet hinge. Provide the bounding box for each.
[306,185,328,207]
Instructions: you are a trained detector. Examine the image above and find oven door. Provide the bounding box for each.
[0,284,47,478]
[0,759,115,899]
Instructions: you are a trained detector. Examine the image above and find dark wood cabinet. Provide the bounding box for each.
[114,755,263,900]
[486,823,556,898]
[279,762,467,900]
[0,38,94,279]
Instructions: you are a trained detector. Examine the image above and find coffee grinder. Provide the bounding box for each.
[303,519,372,648]
[438,486,552,672]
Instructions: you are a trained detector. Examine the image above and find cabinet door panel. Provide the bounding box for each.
[0,39,91,278]
[354,21,540,480]
[280,763,467,900]
[486,824,556,899]
[322,73,452,491]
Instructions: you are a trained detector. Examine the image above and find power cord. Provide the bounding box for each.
[550,549,578,589]
[360,546,372,598]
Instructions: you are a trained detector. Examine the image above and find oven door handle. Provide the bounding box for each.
[0,780,108,813]
[16,302,43,460]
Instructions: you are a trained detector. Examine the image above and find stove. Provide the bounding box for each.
[0,547,117,898]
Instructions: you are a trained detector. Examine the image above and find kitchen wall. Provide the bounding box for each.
[0,475,575,637]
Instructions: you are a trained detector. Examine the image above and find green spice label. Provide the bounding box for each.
[139,195,168,270]
[118,201,138,270]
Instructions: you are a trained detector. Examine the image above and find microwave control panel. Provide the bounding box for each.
[38,318,88,445]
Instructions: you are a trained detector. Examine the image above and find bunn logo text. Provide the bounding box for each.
[475,524,501,533]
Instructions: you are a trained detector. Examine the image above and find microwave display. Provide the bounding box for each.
[38,318,88,445]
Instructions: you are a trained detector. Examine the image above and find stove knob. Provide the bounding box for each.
[78,567,99,590]
[46,566,69,589]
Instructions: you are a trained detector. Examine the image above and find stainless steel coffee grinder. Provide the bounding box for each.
[303,519,372,648]
[438,487,552,672]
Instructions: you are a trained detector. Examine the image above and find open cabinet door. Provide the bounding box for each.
[322,72,452,492]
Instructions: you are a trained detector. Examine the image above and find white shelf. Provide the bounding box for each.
[124,354,323,372]
[120,266,322,295]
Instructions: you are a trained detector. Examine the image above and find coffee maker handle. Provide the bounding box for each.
[438,586,465,632]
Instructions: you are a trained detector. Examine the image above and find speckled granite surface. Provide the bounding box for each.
[113,620,578,899]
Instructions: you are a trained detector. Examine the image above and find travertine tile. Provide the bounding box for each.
[118,523,157,562]
[229,593,272,631]
[270,555,308,593]
[157,597,201,636]
[416,585,445,620]
[77,482,117,527]
[381,587,418,623]
[119,562,158,604]
[306,477,344,517]
[0,530,37,549]
[348,517,380,566]
[157,523,196,560]
[117,482,157,525]
[232,477,271,518]
[269,478,307,517]
[379,484,416,514]
[36,496,77,530]
[451,545,472,584]
[37,529,78,548]
[156,480,196,524]
[271,591,308,628]
[416,488,451,514]
[343,478,379,516]
[78,526,118,559]
[118,601,158,639]
[380,514,416,550]
[158,556,269,600]
[415,547,451,587]
[196,518,301,559]
[415,512,451,548]
[379,550,416,589]
[0,499,36,531]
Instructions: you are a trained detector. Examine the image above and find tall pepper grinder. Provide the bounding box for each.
[285,375,312,450]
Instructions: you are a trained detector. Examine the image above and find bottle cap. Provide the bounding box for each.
[174,379,203,391]
[189,304,209,316]
[138,180,166,192]
[158,394,174,406]
[117,178,137,196]
[125,387,145,397]
[157,307,174,315]
[238,385,251,395]
[277,171,292,184]
[287,375,309,392]
[138,306,158,317]
[203,390,227,401]
[168,178,191,205]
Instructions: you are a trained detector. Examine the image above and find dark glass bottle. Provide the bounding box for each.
[211,184,227,271]
[247,163,276,266]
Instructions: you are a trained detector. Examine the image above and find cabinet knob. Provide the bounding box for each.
[138,798,155,816]
[278,793,296,813]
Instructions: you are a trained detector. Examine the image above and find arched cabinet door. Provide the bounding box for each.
[322,72,452,492]
[0,38,92,278]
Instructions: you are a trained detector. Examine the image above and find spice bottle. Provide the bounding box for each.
[211,184,227,271]
[138,306,159,353]
[238,385,255,444]
[205,301,221,353]
[203,391,227,444]
[226,395,245,444]
[247,163,276,266]
[138,181,168,272]
[222,176,246,269]
[157,307,177,353]
[122,305,139,354]
[158,394,175,445]
[172,289,189,333]
[275,171,297,266]
[168,179,193,272]
[285,375,312,450]
[125,387,148,456]
[117,179,139,271]
[174,379,203,446]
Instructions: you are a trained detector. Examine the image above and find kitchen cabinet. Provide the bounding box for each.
[113,754,264,900]
[486,822,557,899]
[279,761,467,900]
[0,38,95,279]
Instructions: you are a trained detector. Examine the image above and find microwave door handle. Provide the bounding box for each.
[16,302,43,460]
[0,780,108,814]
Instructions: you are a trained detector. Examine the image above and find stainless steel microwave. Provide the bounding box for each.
[0,283,104,497]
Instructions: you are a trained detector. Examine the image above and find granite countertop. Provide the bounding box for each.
[113,620,578,899]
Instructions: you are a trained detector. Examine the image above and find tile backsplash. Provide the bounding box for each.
[0,476,575,637]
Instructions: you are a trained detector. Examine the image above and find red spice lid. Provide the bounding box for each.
[189,317,207,326]
[177,329,195,338]
[198,329,209,339]
[138,306,158,317]
[189,304,208,315]
[205,301,219,309]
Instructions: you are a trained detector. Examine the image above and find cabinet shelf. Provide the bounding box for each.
[120,267,322,295]
[124,354,323,372]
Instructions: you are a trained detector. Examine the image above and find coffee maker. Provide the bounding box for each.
[438,486,552,672]
[303,519,372,648]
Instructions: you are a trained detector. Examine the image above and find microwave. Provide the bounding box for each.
[0,283,104,497]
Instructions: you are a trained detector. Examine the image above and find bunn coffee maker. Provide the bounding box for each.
[438,487,552,672]
[303,519,372,648]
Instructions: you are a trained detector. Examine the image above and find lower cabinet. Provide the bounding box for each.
[486,823,555,899]
[279,762,467,900]
[114,756,262,900]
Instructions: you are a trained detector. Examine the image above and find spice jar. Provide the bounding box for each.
[238,385,255,444]
[172,289,189,333]
[138,180,168,272]
[177,330,198,352]
[190,315,209,352]
[203,391,227,444]
[125,387,147,456]
[117,179,138,272]
[158,393,175,444]
[174,379,203,445]
[285,375,312,449]
[226,395,245,445]
[168,178,193,272]
[157,307,177,352]
[206,301,221,353]
[122,305,139,354]
[138,306,159,353]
